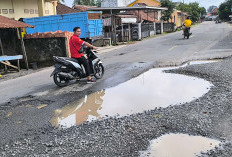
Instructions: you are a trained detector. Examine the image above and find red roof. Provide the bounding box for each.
[57,3,79,14]
[73,5,97,12]
[0,15,34,28]
[211,8,218,14]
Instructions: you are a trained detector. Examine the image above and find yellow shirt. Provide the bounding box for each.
[184,19,192,28]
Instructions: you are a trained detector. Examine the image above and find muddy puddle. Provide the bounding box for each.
[139,133,221,157]
[51,60,219,128]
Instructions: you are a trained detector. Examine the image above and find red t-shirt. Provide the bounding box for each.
[69,35,85,58]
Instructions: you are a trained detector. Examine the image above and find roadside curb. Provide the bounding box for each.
[97,45,128,54]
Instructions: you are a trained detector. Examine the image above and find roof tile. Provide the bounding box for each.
[57,3,79,14]
[0,15,34,28]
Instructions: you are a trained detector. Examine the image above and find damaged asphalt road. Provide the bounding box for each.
[1,22,232,156]
[1,56,232,156]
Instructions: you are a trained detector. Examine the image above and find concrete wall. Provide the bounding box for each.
[163,23,175,32]
[44,1,55,16]
[0,0,55,20]
[92,38,111,47]
[0,29,20,56]
[168,10,187,27]
[24,37,67,66]
[0,29,67,67]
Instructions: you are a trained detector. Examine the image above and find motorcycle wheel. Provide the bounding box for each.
[94,64,104,79]
[53,71,70,87]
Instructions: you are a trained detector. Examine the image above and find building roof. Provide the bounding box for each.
[57,2,79,14]
[128,0,161,7]
[0,15,34,29]
[87,6,167,12]
[73,5,97,12]
[211,8,218,14]
[133,3,148,6]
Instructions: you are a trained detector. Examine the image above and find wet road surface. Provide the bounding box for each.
[1,22,232,104]
[51,60,217,128]
[140,133,220,157]
[1,22,232,156]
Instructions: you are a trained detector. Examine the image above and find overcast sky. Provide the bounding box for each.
[61,0,226,10]
[172,0,226,10]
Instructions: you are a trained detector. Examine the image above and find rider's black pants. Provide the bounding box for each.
[74,56,91,77]
[184,27,190,33]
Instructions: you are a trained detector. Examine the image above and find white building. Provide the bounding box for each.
[101,0,132,7]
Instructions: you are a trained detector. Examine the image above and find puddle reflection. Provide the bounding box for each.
[140,133,220,157]
[51,90,105,127]
[51,60,217,128]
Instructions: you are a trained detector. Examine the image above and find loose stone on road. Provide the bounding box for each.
[1,22,232,156]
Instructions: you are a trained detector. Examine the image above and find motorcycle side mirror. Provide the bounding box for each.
[93,50,98,54]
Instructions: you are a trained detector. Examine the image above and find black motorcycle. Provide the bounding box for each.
[183,26,191,39]
[50,47,104,87]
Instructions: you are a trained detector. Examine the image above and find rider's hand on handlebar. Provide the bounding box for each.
[92,46,98,50]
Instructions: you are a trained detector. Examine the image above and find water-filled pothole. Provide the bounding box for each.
[139,133,220,157]
[51,60,219,128]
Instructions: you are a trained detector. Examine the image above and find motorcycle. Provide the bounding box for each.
[182,25,191,39]
[50,47,104,87]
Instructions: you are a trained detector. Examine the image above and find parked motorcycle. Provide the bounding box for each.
[50,47,104,87]
[215,19,221,24]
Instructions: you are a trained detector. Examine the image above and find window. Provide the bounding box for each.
[2,9,8,14]
[24,9,29,14]
[35,9,38,14]
[9,9,14,14]
[45,10,49,14]
[30,9,34,14]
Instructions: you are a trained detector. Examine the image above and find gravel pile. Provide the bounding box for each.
[1,58,232,156]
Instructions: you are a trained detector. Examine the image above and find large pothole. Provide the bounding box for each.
[51,60,220,128]
[139,133,221,157]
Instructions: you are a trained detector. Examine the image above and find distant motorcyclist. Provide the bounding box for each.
[183,16,192,35]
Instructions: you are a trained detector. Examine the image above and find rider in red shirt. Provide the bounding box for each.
[70,27,97,83]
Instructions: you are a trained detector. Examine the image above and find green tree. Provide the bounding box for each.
[95,0,101,7]
[161,0,175,21]
[74,0,95,6]
[219,0,232,20]
[176,3,190,13]
[176,2,204,22]
[188,2,201,22]
[200,7,206,16]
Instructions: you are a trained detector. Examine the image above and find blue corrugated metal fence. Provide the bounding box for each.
[24,12,103,38]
